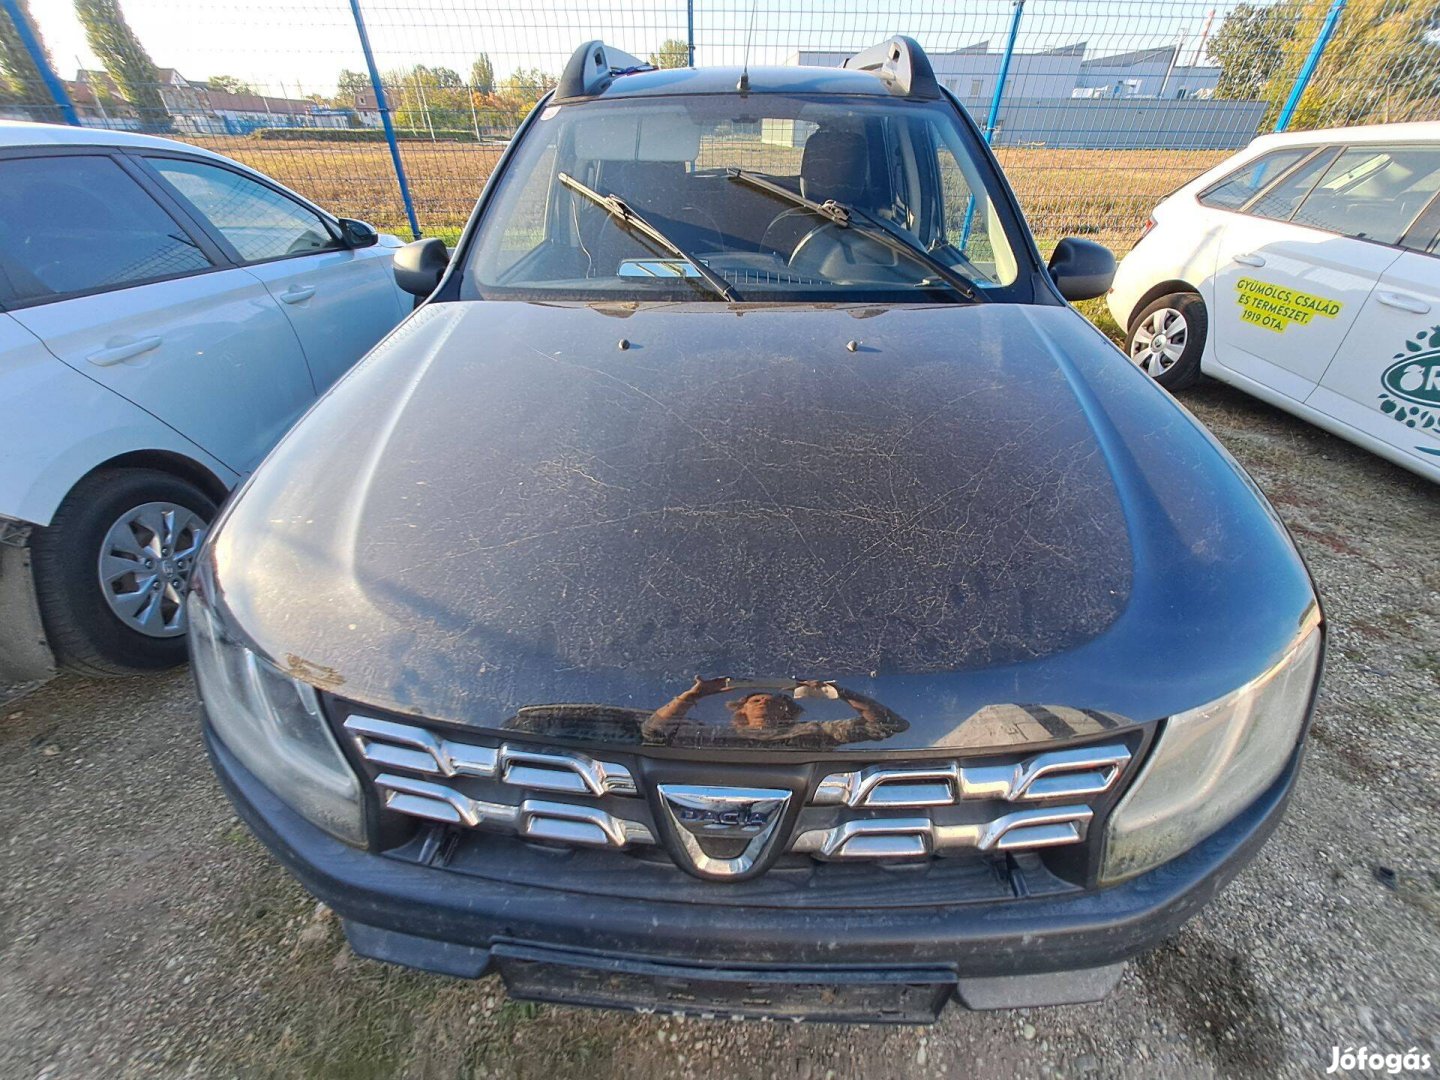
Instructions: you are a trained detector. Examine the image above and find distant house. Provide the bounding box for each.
[69,69,144,129]
[352,89,383,128]
[69,67,351,135]
[195,83,348,134]
[152,67,210,128]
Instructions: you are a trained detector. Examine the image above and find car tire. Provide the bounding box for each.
[31,468,218,677]
[1127,292,1207,391]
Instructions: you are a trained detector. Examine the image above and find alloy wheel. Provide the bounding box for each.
[96,501,208,638]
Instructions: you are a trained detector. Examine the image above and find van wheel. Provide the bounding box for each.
[31,469,218,677]
[1127,292,1206,391]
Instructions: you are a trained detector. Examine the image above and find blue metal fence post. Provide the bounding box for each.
[687,0,695,67]
[984,0,1025,143]
[348,0,421,239]
[0,0,80,126]
[962,0,1024,249]
[1275,0,1346,132]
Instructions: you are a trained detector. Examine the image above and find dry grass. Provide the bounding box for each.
[185,136,507,235]
[996,147,1228,245]
[187,136,1228,252]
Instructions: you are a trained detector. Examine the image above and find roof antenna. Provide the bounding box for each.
[737,0,759,91]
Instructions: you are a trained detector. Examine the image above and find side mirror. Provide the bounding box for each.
[393,237,448,297]
[1048,237,1116,302]
[338,217,379,249]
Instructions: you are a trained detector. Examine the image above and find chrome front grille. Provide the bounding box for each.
[342,713,1132,870]
[374,772,655,847]
[346,715,637,796]
[791,804,1094,861]
[810,743,1131,808]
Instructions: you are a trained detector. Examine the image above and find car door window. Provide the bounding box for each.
[927,120,1017,285]
[1245,149,1338,222]
[494,141,556,278]
[0,154,212,303]
[1290,145,1440,245]
[1397,194,1440,255]
[1198,148,1312,211]
[149,157,341,263]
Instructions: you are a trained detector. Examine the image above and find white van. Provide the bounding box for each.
[1109,121,1440,484]
[0,121,410,682]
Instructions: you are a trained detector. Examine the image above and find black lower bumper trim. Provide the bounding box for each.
[206,725,1298,1016]
[337,920,1128,1016]
[492,942,956,1022]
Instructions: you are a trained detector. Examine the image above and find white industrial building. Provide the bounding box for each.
[788,42,1219,107]
[775,42,1246,150]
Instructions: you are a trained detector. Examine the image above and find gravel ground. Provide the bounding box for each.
[1,380,1437,1079]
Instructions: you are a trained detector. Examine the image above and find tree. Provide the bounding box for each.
[0,0,63,121]
[80,68,126,114]
[1210,0,1440,127]
[649,38,690,69]
[207,74,255,95]
[336,68,371,99]
[1208,2,1299,100]
[1284,0,1440,125]
[470,52,494,94]
[386,64,471,134]
[74,0,170,131]
[419,64,463,88]
[501,66,556,103]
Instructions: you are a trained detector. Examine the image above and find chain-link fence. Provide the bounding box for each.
[2,0,1438,248]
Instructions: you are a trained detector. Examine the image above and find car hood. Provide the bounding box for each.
[208,301,1317,754]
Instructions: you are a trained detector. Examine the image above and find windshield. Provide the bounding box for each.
[462,93,1027,303]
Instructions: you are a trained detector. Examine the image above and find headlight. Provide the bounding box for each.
[189,590,364,846]
[1101,621,1321,884]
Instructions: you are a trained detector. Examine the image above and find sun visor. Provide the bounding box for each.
[572,111,700,162]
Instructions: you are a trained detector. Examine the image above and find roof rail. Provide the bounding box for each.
[843,36,940,99]
[554,41,654,102]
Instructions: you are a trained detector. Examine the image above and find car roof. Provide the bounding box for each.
[0,119,231,160]
[1249,120,1440,150]
[567,63,914,101]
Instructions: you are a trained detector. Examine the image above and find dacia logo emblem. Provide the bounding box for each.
[656,785,792,880]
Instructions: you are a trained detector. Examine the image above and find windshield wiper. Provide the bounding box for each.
[727,167,983,302]
[557,172,738,302]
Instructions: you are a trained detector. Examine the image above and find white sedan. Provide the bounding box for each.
[0,121,411,680]
[1109,120,1440,484]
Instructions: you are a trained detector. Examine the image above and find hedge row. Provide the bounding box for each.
[246,126,516,144]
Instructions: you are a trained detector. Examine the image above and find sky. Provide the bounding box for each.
[26,0,1245,96]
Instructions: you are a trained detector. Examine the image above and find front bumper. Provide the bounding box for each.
[207,723,1298,1020]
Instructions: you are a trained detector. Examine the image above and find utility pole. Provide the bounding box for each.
[1191,8,1215,67]
[1159,29,1186,99]
[414,71,436,141]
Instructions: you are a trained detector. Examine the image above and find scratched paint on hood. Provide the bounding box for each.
[208,301,1315,752]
